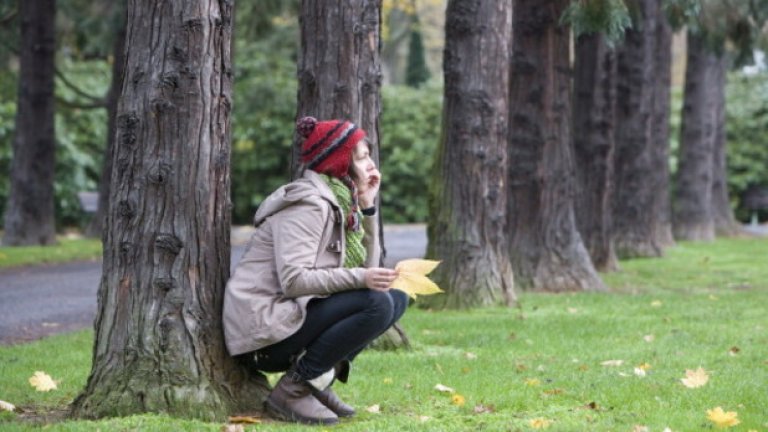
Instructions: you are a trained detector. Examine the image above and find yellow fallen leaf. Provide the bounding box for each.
[0,400,16,412]
[600,360,624,367]
[465,352,478,360]
[451,394,465,406]
[632,426,649,432]
[633,368,647,377]
[529,418,553,429]
[706,406,740,428]
[434,383,454,393]
[643,334,655,343]
[681,367,709,388]
[637,363,652,371]
[383,377,393,384]
[391,259,443,299]
[28,371,57,392]
[524,378,541,387]
[365,404,381,414]
[651,300,663,307]
[227,416,261,424]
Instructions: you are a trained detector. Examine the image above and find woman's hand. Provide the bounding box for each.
[364,267,397,292]
[357,168,381,209]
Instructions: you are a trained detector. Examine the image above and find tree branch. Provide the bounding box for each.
[0,9,17,25]
[56,95,108,110]
[55,66,106,103]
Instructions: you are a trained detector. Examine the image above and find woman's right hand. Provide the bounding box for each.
[364,267,398,292]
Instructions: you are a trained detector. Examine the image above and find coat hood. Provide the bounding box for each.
[253,170,339,227]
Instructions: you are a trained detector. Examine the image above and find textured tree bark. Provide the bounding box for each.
[70,0,268,420]
[293,1,410,345]
[673,32,718,241]
[86,12,127,238]
[2,0,57,246]
[573,33,619,272]
[650,12,675,247]
[613,0,664,258]
[508,0,605,292]
[424,0,516,308]
[710,55,740,236]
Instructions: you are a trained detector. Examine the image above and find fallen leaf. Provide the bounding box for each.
[473,403,495,414]
[651,300,663,307]
[728,346,740,356]
[543,388,564,396]
[567,307,579,314]
[221,424,244,432]
[461,367,471,374]
[391,259,443,299]
[451,394,466,406]
[383,377,393,384]
[633,368,647,377]
[0,400,16,412]
[465,352,478,360]
[365,404,381,414]
[419,415,431,422]
[581,401,600,411]
[706,406,740,428]
[227,416,261,424]
[681,367,709,388]
[28,371,57,392]
[529,418,553,429]
[524,378,541,387]
[600,360,624,367]
[709,295,719,300]
[434,383,454,393]
[663,428,673,432]
[632,426,649,432]
[637,363,652,371]
[516,363,528,372]
[643,334,655,342]
[578,364,589,371]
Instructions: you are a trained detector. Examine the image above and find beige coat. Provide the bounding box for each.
[223,170,380,356]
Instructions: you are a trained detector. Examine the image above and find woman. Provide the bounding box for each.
[223,117,409,425]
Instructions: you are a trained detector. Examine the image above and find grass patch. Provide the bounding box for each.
[1,238,767,431]
[0,238,101,269]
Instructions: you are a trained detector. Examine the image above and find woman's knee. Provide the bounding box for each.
[364,289,395,324]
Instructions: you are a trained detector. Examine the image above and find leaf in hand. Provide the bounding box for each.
[681,367,709,388]
[28,371,57,392]
[391,259,443,299]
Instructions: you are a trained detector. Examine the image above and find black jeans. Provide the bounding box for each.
[251,289,408,380]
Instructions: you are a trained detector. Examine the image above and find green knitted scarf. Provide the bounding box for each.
[321,174,366,268]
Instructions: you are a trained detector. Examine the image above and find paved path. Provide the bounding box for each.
[0,224,426,344]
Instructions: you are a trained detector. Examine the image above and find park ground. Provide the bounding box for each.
[0,234,767,431]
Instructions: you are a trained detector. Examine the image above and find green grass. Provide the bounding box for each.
[0,238,102,269]
[1,238,768,431]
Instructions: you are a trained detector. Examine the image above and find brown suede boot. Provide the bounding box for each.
[265,370,339,425]
[311,360,356,417]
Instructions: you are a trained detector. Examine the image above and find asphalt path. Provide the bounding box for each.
[0,224,426,345]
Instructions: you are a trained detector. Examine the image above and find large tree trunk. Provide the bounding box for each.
[508,0,605,292]
[573,33,619,272]
[650,11,675,247]
[85,10,127,238]
[424,0,515,308]
[293,1,410,346]
[70,0,267,420]
[710,55,740,236]
[673,32,718,241]
[2,0,57,246]
[612,0,664,258]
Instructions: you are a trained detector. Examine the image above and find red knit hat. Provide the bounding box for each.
[296,116,367,179]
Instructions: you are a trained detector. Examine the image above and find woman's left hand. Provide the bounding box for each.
[357,169,381,209]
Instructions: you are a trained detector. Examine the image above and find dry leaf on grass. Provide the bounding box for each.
[0,400,16,412]
[434,383,455,393]
[391,259,443,299]
[600,360,624,367]
[227,415,261,424]
[529,418,553,429]
[28,371,57,392]
[706,406,740,428]
[681,367,709,388]
[365,404,381,414]
[473,403,495,414]
[451,394,466,406]
[220,425,244,432]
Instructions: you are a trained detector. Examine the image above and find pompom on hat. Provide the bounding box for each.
[296,116,367,179]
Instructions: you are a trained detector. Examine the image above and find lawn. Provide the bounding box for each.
[1,238,767,431]
[0,238,101,269]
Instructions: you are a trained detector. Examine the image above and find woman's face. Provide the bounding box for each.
[350,139,380,190]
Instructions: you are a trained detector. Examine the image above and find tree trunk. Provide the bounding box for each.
[710,55,740,236]
[293,1,410,346]
[650,11,675,247]
[673,32,718,241]
[508,0,606,292]
[2,0,57,246]
[573,33,619,272]
[424,0,515,308]
[612,0,664,258]
[85,10,127,238]
[70,0,267,420]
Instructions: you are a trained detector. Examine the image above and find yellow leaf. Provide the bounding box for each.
[365,404,381,414]
[451,394,465,406]
[529,418,553,429]
[227,416,261,424]
[524,378,541,387]
[706,406,740,428]
[637,363,652,371]
[681,367,709,388]
[391,259,443,299]
[28,371,57,392]
[434,383,454,393]
[651,300,663,307]
[383,377,393,384]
